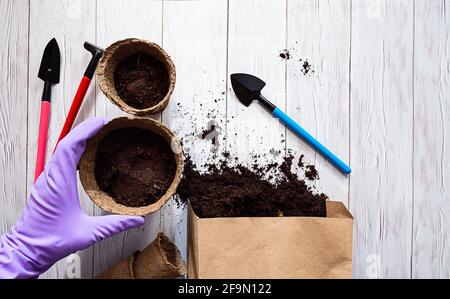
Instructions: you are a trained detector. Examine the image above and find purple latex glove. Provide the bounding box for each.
[0,117,145,279]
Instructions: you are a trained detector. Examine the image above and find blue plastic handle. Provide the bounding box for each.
[272,107,351,174]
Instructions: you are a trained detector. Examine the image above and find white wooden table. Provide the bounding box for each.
[0,0,449,279]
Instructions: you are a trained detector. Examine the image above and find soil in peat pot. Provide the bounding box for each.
[114,52,169,109]
[94,127,176,207]
[178,155,327,218]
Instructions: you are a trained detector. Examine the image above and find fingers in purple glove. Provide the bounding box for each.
[55,117,109,162]
[40,117,109,184]
[0,117,148,279]
[88,215,146,242]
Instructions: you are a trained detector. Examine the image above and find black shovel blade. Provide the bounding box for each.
[38,38,60,83]
[230,73,266,106]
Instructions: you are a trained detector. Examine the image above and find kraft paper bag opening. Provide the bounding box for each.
[188,201,353,279]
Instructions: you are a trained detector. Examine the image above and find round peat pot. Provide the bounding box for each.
[79,117,183,216]
[97,38,176,116]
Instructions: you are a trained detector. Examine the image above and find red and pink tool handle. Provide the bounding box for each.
[54,76,91,151]
[34,101,51,181]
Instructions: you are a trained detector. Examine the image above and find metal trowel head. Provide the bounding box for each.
[38,38,60,84]
[230,73,266,106]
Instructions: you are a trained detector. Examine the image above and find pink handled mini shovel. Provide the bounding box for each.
[34,38,60,181]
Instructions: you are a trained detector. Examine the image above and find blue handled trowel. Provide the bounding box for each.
[230,73,351,175]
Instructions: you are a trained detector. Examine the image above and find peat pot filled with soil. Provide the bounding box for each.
[79,117,183,216]
[97,38,176,115]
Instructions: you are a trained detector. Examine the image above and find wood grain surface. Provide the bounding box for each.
[0,0,448,278]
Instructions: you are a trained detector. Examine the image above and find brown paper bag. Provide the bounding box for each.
[97,233,186,279]
[187,201,353,279]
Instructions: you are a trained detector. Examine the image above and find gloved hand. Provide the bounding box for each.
[0,117,145,279]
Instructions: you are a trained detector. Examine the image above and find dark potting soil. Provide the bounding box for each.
[94,127,176,207]
[201,125,216,139]
[297,154,305,168]
[279,49,290,60]
[296,154,318,180]
[114,52,169,109]
[305,165,319,181]
[201,124,217,145]
[178,155,327,218]
[300,59,313,75]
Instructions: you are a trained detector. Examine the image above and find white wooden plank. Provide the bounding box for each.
[3,0,450,279]
[93,0,163,277]
[161,0,228,261]
[28,0,96,279]
[350,0,414,278]
[0,0,29,236]
[413,0,450,279]
[286,0,350,204]
[95,0,163,119]
[227,0,286,169]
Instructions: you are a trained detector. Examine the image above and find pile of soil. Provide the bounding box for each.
[94,127,176,207]
[178,155,327,218]
[114,52,169,109]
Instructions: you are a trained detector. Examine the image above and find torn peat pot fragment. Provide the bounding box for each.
[97,233,186,279]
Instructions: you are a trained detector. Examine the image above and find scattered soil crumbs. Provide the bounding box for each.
[114,52,169,109]
[279,49,290,60]
[201,124,216,139]
[297,154,305,168]
[95,127,176,207]
[300,59,314,75]
[200,124,218,146]
[305,165,319,181]
[178,155,327,218]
